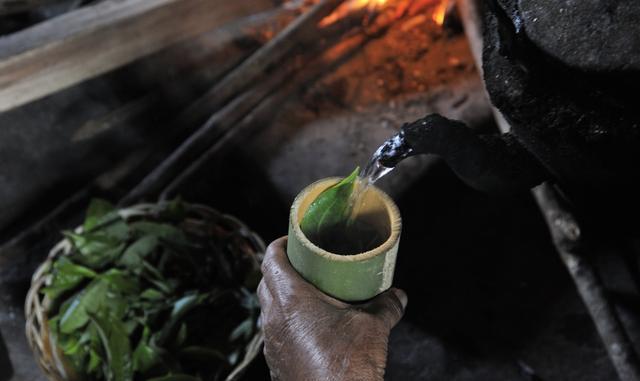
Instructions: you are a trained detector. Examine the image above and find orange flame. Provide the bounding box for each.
[320,0,389,27]
[431,0,448,26]
[319,0,450,28]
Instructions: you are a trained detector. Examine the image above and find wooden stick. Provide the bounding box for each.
[71,95,156,141]
[533,183,640,381]
[160,84,292,201]
[119,68,291,205]
[120,0,346,204]
[0,0,275,113]
[174,0,346,129]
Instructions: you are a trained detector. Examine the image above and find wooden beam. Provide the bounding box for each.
[0,0,275,113]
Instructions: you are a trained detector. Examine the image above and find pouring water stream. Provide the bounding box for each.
[348,130,414,222]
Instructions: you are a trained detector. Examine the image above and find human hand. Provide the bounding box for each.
[258,237,407,381]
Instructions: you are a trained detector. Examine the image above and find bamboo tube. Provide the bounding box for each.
[287,178,402,302]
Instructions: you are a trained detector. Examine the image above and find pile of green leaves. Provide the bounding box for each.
[42,200,261,381]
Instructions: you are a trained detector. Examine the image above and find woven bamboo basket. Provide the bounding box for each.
[25,202,266,381]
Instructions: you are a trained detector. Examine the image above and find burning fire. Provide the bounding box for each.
[431,0,448,26]
[319,0,388,27]
[319,0,450,27]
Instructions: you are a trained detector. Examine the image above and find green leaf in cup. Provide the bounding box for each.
[300,167,360,243]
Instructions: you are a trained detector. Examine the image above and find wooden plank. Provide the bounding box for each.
[0,0,275,113]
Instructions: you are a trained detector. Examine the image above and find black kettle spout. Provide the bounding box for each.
[381,114,549,193]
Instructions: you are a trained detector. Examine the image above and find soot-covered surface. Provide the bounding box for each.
[385,163,621,381]
[482,0,640,232]
[516,0,640,71]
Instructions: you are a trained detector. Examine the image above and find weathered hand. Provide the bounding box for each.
[258,237,407,381]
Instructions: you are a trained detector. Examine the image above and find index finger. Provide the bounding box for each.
[261,236,350,308]
[261,237,314,300]
[261,236,351,309]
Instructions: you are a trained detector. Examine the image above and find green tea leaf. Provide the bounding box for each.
[58,331,82,355]
[140,288,164,301]
[63,336,91,374]
[229,317,253,342]
[90,313,133,381]
[42,257,97,301]
[118,235,158,270]
[100,219,129,241]
[228,350,240,365]
[59,279,109,334]
[65,232,126,269]
[130,222,187,245]
[102,269,140,295]
[88,348,102,374]
[175,323,188,347]
[133,326,162,373]
[300,167,360,240]
[58,271,137,334]
[83,199,129,241]
[156,293,208,345]
[84,199,116,231]
[52,316,92,368]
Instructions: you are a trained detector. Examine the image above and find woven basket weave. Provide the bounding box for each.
[25,202,266,381]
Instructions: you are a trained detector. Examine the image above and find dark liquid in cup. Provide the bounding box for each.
[306,218,386,255]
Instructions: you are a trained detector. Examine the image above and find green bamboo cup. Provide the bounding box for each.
[287,177,402,302]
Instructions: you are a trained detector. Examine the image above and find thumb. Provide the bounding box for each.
[365,288,407,329]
